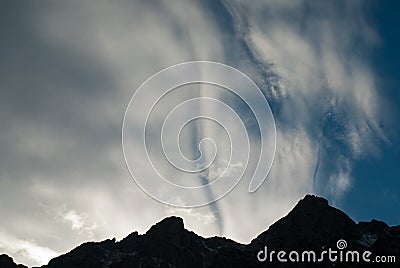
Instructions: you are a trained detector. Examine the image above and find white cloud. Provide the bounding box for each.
[40,204,97,238]
[207,160,243,180]
[327,157,353,204]
[0,1,391,266]
[165,204,217,226]
[215,127,315,242]
[0,231,58,267]
[223,0,386,199]
[62,210,96,234]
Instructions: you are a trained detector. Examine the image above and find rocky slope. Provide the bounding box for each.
[2,195,399,267]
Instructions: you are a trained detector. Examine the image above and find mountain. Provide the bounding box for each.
[3,195,399,267]
[0,254,27,268]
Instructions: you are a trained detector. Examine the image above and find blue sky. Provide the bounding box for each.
[0,1,399,267]
[341,0,400,225]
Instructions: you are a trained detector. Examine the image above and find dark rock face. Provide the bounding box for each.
[248,195,400,267]
[2,195,399,267]
[0,254,26,268]
[250,195,358,251]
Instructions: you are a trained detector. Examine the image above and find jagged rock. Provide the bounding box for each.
[3,195,398,267]
[250,195,359,251]
[0,254,27,268]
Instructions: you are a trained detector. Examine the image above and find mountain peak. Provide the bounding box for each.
[5,195,399,268]
[146,216,184,235]
[296,194,329,208]
[290,194,349,221]
[251,194,357,250]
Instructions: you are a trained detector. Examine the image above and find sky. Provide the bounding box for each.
[0,0,399,267]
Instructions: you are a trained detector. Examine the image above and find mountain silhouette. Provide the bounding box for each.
[2,195,399,267]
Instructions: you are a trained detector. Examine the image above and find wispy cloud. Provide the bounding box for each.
[165,199,217,225]
[40,204,97,238]
[0,231,58,267]
[0,1,391,266]
[223,0,387,199]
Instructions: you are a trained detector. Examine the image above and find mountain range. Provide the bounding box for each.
[1,195,399,267]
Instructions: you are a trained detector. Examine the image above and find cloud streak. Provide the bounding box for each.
[0,0,390,266]
[223,0,387,199]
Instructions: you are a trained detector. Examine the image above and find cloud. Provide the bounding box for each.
[165,198,217,225]
[327,157,353,203]
[41,205,97,237]
[0,1,391,266]
[0,231,58,267]
[63,210,85,230]
[222,0,387,198]
[207,160,243,181]
[1,1,232,263]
